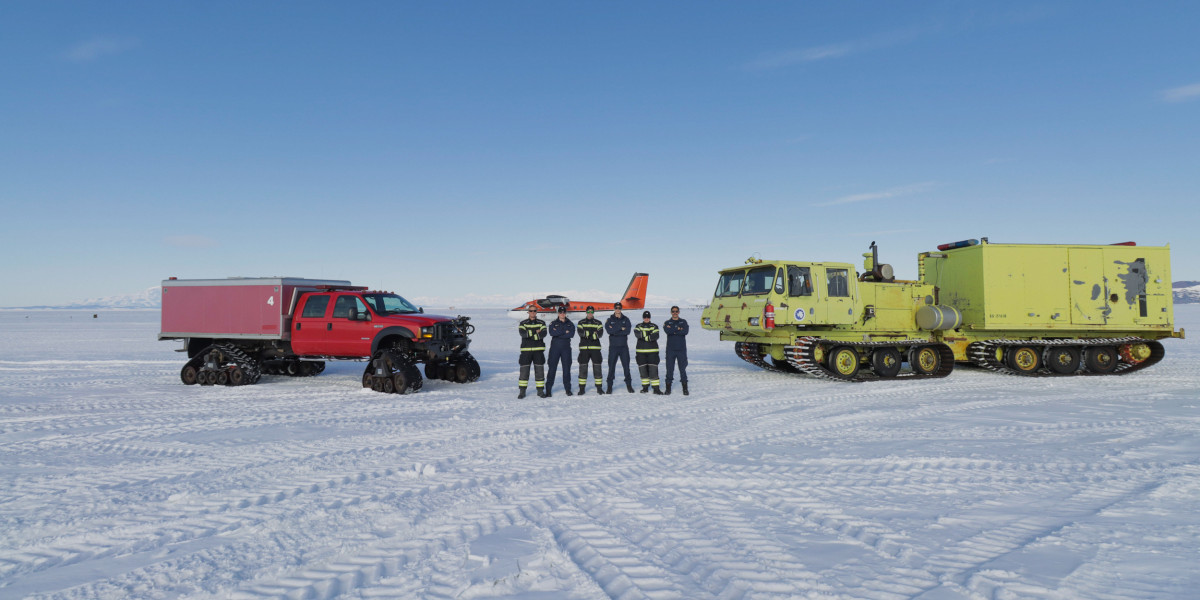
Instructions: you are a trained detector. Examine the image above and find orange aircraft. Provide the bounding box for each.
[512,273,649,314]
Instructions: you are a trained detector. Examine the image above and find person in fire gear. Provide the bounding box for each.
[634,310,663,394]
[544,305,575,397]
[662,305,689,395]
[605,301,635,394]
[517,307,547,398]
[576,306,605,395]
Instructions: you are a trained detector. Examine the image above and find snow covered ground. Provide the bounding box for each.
[1,307,1197,599]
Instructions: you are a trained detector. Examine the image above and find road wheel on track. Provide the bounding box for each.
[1005,345,1042,374]
[425,362,438,380]
[1119,343,1152,365]
[1085,346,1119,373]
[1046,346,1081,374]
[362,368,373,388]
[382,377,396,393]
[392,371,410,394]
[828,346,860,379]
[454,362,471,382]
[406,364,424,391]
[215,370,229,385]
[871,348,902,378]
[227,366,246,386]
[181,364,199,385]
[910,346,942,376]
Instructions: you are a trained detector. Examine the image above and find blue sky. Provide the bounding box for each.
[2,1,1197,307]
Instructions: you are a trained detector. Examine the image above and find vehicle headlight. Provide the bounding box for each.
[420,326,434,338]
[703,317,711,326]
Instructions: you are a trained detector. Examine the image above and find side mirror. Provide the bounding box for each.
[419,307,424,313]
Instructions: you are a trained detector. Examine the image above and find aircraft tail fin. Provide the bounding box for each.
[621,273,649,309]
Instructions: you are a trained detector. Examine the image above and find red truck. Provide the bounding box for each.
[159,277,478,394]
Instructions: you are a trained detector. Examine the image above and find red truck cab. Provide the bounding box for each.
[290,290,468,360]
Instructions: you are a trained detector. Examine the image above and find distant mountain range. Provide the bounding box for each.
[5,283,1200,309]
[1175,281,1200,304]
[6,287,162,310]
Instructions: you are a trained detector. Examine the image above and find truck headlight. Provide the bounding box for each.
[420,326,434,338]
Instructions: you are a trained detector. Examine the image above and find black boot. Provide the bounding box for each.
[597,385,605,395]
[665,382,672,395]
[626,382,635,394]
[578,384,586,395]
[544,389,552,398]
[682,382,689,396]
[564,386,573,396]
[640,385,649,393]
[518,388,526,399]
[652,386,663,395]
[537,388,547,398]
[606,383,613,394]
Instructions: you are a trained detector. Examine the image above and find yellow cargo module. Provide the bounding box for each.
[700,239,1184,381]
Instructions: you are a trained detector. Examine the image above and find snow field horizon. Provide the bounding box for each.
[0,307,1197,598]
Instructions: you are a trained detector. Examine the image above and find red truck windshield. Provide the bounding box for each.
[363,293,420,315]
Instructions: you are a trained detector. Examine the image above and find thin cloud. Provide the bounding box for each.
[63,37,139,63]
[1160,83,1200,103]
[164,235,219,248]
[745,28,927,71]
[815,182,938,207]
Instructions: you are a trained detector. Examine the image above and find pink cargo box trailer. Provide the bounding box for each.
[159,277,353,341]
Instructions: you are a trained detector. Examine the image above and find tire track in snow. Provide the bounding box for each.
[0,387,1084,589]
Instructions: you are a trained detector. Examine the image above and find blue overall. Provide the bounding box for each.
[605,313,633,385]
[545,317,575,392]
[663,317,689,384]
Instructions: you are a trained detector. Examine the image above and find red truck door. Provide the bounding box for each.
[329,294,376,356]
[291,294,333,355]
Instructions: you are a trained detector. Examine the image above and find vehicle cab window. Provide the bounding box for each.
[788,266,813,297]
[715,271,744,297]
[743,266,776,295]
[332,295,370,319]
[364,293,419,314]
[826,268,850,297]
[301,295,331,318]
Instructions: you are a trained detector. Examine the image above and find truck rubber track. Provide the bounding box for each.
[966,338,1165,377]
[362,349,423,394]
[736,340,954,382]
[425,352,482,383]
[785,337,955,382]
[181,343,263,386]
[734,342,794,374]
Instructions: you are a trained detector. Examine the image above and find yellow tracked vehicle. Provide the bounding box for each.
[700,239,1184,381]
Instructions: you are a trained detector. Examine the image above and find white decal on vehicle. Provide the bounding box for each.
[267,296,275,306]
[794,308,806,321]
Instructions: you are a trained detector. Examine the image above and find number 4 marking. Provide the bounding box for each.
[267,296,275,306]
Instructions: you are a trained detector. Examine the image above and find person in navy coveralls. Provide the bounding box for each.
[604,302,634,394]
[544,306,575,397]
[663,305,689,395]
